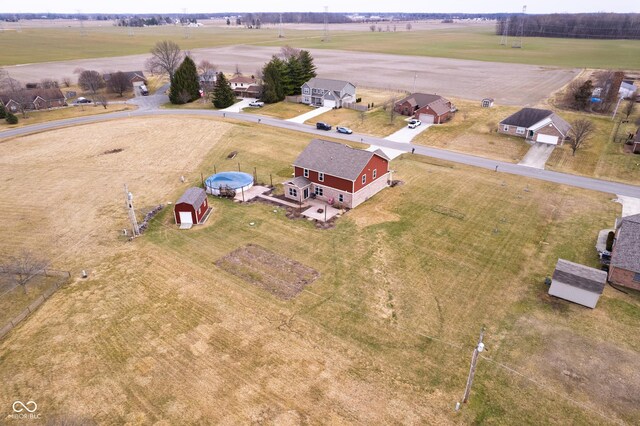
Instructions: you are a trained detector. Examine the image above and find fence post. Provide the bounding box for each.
[270,174,273,187]
[238,162,241,172]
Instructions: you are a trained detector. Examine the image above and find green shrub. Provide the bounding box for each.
[5,112,18,124]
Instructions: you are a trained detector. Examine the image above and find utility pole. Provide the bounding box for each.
[183,8,190,39]
[278,13,284,38]
[459,327,486,407]
[512,5,526,49]
[124,184,140,237]
[499,18,510,46]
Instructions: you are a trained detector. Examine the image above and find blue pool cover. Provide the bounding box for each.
[205,171,254,190]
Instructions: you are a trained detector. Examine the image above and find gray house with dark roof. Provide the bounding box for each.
[301,78,356,108]
[609,213,640,291]
[283,139,390,209]
[549,259,607,308]
[499,108,571,145]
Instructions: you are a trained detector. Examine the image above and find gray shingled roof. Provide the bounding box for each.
[549,113,572,136]
[102,71,146,82]
[293,139,389,181]
[176,187,207,208]
[304,77,353,92]
[552,259,607,294]
[286,176,311,188]
[611,214,640,272]
[500,108,554,128]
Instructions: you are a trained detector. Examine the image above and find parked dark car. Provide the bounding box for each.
[316,122,332,131]
[74,97,92,104]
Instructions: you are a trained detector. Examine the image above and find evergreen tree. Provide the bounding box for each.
[212,72,236,108]
[298,50,317,84]
[0,104,6,119]
[6,112,18,124]
[574,80,594,111]
[261,56,287,104]
[169,56,200,105]
[285,55,304,96]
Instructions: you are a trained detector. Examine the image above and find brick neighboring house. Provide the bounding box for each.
[393,93,455,124]
[102,71,147,85]
[229,76,262,98]
[0,88,66,112]
[300,78,356,109]
[283,139,390,209]
[608,213,640,291]
[499,108,571,145]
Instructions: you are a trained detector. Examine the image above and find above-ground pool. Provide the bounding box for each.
[205,171,254,195]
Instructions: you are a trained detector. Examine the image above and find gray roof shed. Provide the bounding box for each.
[176,187,207,208]
[552,259,607,294]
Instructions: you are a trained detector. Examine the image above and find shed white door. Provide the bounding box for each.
[419,113,435,124]
[323,100,336,108]
[179,211,193,224]
[536,133,559,145]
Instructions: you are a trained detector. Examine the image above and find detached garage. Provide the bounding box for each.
[549,259,607,309]
[174,187,211,229]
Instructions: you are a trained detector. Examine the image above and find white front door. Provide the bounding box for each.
[179,211,193,224]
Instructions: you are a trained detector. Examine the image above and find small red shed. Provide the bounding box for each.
[174,187,210,228]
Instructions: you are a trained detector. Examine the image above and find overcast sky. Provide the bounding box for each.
[1,1,639,14]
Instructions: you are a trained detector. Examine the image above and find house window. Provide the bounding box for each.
[516,127,525,135]
[338,194,344,203]
[362,175,366,185]
[288,188,297,197]
[318,172,324,182]
[315,186,323,196]
[372,169,377,179]
[503,125,509,132]
[303,168,309,178]
[634,272,640,282]
[303,88,309,94]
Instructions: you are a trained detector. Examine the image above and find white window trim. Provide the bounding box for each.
[516,127,525,135]
[303,168,309,178]
[503,125,509,132]
[362,175,366,185]
[372,169,377,179]
[289,188,297,197]
[314,186,323,196]
[318,172,324,182]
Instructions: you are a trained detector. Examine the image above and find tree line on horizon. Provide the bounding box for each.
[496,13,640,40]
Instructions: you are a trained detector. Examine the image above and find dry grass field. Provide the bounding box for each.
[0,104,134,130]
[0,117,639,424]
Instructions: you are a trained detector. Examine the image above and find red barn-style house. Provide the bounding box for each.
[173,187,211,229]
[284,139,390,209]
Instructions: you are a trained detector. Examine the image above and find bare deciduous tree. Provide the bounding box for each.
[369,24,376,32]
[197,60,217,75]
[106,71,131,97]
[40,78,58,89]
[233,64,242,77]
[94,94,109,109]
[623,97,637,121]
[78,70,105,95]
[1,250,49,294]
[568,119,595,156]
[146,40,183,80]
[280,45,300,60]
[62,77,72,88]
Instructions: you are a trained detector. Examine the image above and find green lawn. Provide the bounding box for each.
[243,101,314,119]
[2,24,639,69]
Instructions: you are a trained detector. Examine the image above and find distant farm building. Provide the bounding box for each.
[393,93,455,124]
[499,108,571,145]
[284,139,390,209]
[174,187,210,229]
[549,259,607,309]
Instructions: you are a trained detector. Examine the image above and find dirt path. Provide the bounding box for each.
[4,45,579,106]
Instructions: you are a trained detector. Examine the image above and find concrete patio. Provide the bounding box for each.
[301,199,342,222]
[233,185,271,202]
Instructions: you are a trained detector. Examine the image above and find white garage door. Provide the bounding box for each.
[323,100,336,109]
[179,211,193,224]
[536,133,559,145]
[419,114,435,124]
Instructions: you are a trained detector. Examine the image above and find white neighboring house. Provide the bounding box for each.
[548,259,607,309]
[619,81,638,99]
[301,78,356,109]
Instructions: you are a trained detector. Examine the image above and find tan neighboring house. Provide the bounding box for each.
[499,108,571,145]
[608,213,640,291]
[393,93,455,124]
[229,76,262,98]
[0,88,66,112]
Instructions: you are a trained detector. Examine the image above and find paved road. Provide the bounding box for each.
[2,98,640,199]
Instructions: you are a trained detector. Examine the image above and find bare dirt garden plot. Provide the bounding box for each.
[216,244,320,300]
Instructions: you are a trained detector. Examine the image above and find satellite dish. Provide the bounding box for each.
[477,342,485,352]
